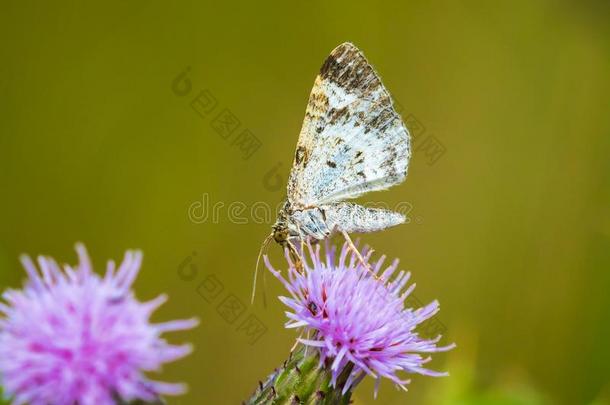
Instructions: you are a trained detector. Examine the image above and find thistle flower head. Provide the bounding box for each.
[0,243,198,405]
[265,242,454,397]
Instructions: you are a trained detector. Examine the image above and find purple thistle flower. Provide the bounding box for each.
[264,241,455,397]
[0,243,199,405]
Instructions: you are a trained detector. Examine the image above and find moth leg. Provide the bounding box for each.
[292,222,310,274]
[295,223,306,261]
[287,240,304,274]
[341,231,381,281]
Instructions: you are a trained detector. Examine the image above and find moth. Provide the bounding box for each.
[254,42,411,299]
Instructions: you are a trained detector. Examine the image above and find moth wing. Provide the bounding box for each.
[323,202,406,234]
[287,42,411,208]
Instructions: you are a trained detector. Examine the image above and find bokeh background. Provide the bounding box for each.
[1,1,609,404]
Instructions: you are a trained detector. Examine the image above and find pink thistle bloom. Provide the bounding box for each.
[264,242,455,397]
[0,243,199,405]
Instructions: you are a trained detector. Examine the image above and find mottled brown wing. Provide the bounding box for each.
[287,42,411,208]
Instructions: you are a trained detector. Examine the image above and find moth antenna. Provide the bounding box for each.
[251,233,273,305]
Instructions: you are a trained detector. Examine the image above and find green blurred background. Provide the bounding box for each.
[1,1,609,404]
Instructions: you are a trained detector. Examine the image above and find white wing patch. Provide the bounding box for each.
[287,42,411,208]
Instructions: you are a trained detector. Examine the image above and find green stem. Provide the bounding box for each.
[245,345,353,405]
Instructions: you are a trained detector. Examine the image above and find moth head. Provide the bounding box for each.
[272,222,289,246]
